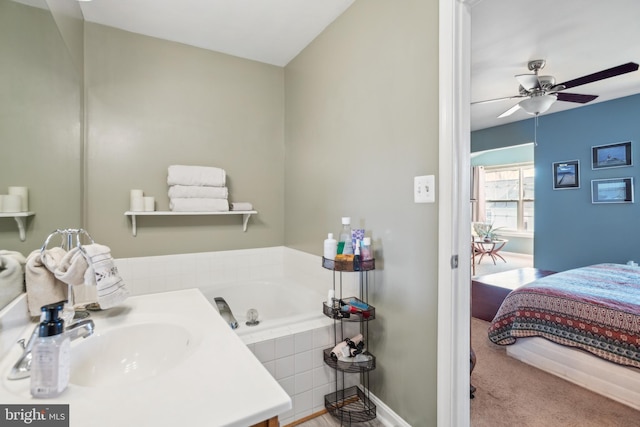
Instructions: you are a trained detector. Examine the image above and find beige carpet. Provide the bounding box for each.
[472,251,533,277]
[471,317,640,427]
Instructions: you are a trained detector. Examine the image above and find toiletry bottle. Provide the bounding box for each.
[361,237,373,260]
[353,239,361,270]
[324,233,337,260]
[31,301,71,398]
[337,217,353,255]
[327,289,335,307]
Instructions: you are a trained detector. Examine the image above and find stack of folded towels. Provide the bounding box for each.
[167,165,230,212]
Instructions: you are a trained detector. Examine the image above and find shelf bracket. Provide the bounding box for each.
[13,216,27,241]
[130,214,138,237]
[242,213,251,232]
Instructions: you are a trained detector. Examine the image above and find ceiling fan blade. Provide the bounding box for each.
[515,74,540,91]
[497,104,521,118]
[556,93,598,104]
[471,95,525,105]
[558,62,639,90]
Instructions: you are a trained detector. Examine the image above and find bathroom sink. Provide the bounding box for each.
[70,323,194,387]
[0,289,290,426]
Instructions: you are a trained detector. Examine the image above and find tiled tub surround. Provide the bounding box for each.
[115,247,363,425]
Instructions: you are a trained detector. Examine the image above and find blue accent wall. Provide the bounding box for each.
[472,93,640,272]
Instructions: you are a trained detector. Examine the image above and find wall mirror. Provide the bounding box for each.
[0,0,83,310]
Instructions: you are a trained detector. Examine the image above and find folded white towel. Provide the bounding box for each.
[81,244,129,310]
[167,165,226,187]
[0,251,26,307]
[168,185,229,199]
[170,198,230,212]
[25,248,68,317]
[54,247,98,306]
[230,202,253,211]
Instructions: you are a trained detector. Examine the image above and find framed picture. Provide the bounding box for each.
[591,177,634,204]
[591,141,632,169]
[552,160,580,190]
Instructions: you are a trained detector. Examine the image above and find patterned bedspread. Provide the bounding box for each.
[488,263,640,368]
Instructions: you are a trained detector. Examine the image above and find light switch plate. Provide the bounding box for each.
[414,175,435,203]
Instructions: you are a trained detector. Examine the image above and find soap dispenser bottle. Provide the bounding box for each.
[31,301,71,398]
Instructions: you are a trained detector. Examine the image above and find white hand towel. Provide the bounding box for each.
[168,185,229,199]
[0,250,27,266]
[54,247,98,306]
[167,165,226,187]
[81,243,129,310]
[0,251,26,307]
[25,248,68,317]
[169,198,230,212]
[230,202,253,211]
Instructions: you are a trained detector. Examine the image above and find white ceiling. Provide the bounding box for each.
[78,0,354,67]
[33,0,640,132]
[471,0,640,131]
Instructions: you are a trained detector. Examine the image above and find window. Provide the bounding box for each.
[483,163,534,232]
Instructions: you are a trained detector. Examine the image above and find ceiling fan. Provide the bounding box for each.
[473,60,639,118]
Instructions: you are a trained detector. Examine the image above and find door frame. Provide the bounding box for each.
[437,0,473,425]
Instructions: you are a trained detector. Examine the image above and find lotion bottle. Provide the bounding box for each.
[31,301,70,398]
[361,237,373,260]
[324,233,337,260]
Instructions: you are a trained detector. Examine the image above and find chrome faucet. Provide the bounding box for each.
[214,297,239,329]
[7,318,95,380]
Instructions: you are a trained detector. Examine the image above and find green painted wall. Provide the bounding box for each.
[285,1,440,424]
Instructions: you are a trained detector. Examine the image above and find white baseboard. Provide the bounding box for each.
[367,390,411,427]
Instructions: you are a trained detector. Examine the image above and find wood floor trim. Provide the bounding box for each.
[283,409,328,427]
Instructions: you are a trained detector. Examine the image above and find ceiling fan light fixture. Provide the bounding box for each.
[519,94,557,115]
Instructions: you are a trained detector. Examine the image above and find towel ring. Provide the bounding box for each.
[40,228,96,263]
[74,228,95,248]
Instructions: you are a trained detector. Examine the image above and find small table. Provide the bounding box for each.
[472,238,509,265]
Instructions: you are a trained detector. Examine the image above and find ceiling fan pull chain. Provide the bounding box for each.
[534,114,538,146]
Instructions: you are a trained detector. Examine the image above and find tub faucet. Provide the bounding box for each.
[7,318,95,380]
[214,297,239,329]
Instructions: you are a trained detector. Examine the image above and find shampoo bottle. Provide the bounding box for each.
[337,217,353,255]
[31,301,70,398]
[324,233,337,260]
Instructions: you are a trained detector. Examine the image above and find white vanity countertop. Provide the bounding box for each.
[0,289,291,426]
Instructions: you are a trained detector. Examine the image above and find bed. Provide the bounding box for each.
[488,263,640,409]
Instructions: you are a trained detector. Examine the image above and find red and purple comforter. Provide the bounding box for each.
[488,263,640,368]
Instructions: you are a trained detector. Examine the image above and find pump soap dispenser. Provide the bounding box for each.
[31,301,71,398]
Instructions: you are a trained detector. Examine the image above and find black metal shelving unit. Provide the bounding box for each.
[322,257,376,425]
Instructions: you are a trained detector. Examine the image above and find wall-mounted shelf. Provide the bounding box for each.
[0,212,35,241]
[124,210,257,236]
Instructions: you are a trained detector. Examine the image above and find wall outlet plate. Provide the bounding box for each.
[414,175,435,203]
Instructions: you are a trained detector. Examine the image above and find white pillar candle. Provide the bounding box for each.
[130,189,144,211]
[2,195,22,213]
[143,196,155,212]
[8,186,28,211]
[130,196,144,212]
